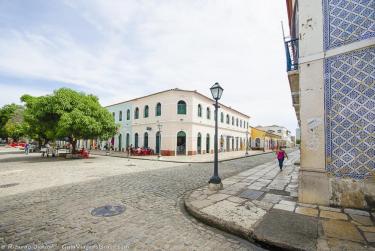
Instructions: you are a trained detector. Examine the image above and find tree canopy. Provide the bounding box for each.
[0,103,25,141]
[21,88,117,151]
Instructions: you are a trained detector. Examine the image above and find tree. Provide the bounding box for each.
[21,88,118,152]
[0,104,24,142]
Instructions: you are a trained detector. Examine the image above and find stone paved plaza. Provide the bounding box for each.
[0,150,286,250]
[91,149,269,163]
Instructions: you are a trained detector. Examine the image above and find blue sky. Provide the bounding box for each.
[0,0,298,134]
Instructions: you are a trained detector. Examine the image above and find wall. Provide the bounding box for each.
[298,0,375,208]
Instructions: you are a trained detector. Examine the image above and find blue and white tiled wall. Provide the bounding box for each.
[323,0,375,179]
[323,0,374,50]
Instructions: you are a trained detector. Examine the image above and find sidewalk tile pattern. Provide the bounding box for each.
[324,46,375,179]
[323,0,375,50]
[186,151,375,250]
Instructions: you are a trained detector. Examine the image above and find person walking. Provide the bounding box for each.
[276,147,288,171]
[24,143,29,155]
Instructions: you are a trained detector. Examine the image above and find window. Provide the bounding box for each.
[232,116,234,125]
[112,112,115,119]
[156,103,161,116]
[236,118,238,127]
[134,107,139,119]
[119,111,122,121]
[221,112,224,123]
[207,107,210,119]
[177,100,186,114]
[144,105,149,118]
[278,130,282,133]
[226,114,230,124]
[240,120,242,127]
[126,109,130,120]
[198,104,202,117]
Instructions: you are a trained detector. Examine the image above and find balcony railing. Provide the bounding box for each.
[284,38,299,71]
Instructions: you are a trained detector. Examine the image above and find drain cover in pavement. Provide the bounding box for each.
[0,183,19,188]
[91,204,125,217]
[268,189,290,196]
[239,189,264,200]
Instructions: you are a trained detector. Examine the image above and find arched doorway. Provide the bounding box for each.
[220,135,224,152]
[144,132,148,148]
[226,136,230,151]
[255,138,260,148]
[156,131,161,154]
[206,134,210,154]
[118,134,122,151]
[126,133,130,149]
[177,131,186,155]
[134,133,139,148]
[197,133,202,154]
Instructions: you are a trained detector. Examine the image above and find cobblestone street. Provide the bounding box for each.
[0,151,290,250]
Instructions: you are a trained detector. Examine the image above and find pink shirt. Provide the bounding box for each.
[277,150,285,160]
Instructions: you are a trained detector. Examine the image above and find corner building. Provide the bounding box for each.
[106,89,250,156]
[285,0,374,209]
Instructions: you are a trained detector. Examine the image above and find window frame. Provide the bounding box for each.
[156,103,161,116]
[177,100,187,115]
[144,105,149,118]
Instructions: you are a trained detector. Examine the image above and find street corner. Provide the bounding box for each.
[252,209,319,251]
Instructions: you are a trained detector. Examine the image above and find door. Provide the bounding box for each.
[118,134,122,151]
[144,132,148,148]
[197,133,202,154]
[156,132,161,154]
[126,133,130,149]
[226,136,230,151]
[206,134,210,154]
[177,131,186,155]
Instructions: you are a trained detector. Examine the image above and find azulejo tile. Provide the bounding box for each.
[324,47,375,179]
[323,0,375,50]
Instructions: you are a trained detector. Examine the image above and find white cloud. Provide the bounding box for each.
[0,0,298,134]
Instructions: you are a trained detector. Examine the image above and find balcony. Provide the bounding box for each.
[284,38,300,125]
[284,38,299,71]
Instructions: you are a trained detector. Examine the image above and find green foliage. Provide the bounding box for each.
[21,88,118,148]
[0,103,24,140]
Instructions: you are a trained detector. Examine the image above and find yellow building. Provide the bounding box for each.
[250,127,281,151]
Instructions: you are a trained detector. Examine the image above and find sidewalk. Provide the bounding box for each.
[184,151,375,251]
[91,149,271,163]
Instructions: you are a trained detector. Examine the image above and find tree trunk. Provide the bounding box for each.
[71,138,77,153]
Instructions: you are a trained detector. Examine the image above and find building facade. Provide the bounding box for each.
[250,127,282,151]
[285,0,374,209]
[256,125,293,147]
[106,89,250,156]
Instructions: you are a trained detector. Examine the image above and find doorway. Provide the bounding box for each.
[197,133,202,154]
[177,131,186,155]
[156,131,161,154]
[206,134,210,154]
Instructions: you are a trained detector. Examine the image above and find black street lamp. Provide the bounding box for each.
[209,82,224,190]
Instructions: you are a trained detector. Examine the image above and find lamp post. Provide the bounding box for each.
[208,82,224,190]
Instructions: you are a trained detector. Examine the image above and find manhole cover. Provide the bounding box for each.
[0,183,19,188]
[268,189,290,196]
[91,204,125,217]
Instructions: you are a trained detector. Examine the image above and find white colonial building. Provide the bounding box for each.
[106,88,250,156]
[256,125,293,147]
